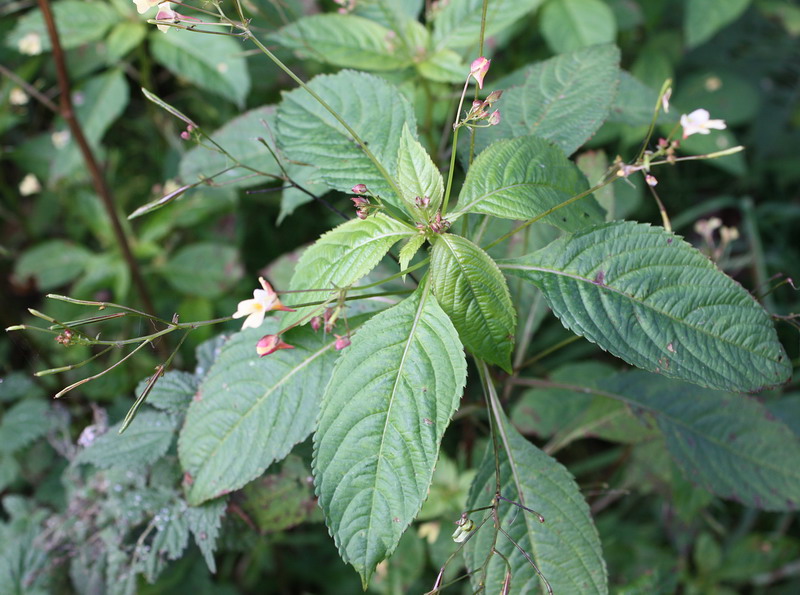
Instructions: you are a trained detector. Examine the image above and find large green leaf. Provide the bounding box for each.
[271,14,411,71]
[451,135,604,231]
[277,70,416,209]
[466,382,607,594]
[430,233,515,371]
[179,106,282,188]
[150,29,250,107]
[160,243,243,298]
[179,323,340,505]
[471,45,620,157]
[539,0,617,54]
[313,287,466,586]
[684,0,751,48]
[281,214,415,328]
[396,123,444,215]
[500,221,791,392]
[594,372,800,511]
[432,0,545,49]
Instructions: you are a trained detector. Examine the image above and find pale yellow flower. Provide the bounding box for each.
[232,277,294,330]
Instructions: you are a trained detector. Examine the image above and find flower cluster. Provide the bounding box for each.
[349,183,381,220]
[458,58,502,129]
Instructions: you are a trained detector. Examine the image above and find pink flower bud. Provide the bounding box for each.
[469,57,491,89]
[311,316,322,332]
[351,183,367,194]
[334,334,351,350]
[180,131,190,141]
[415,196,430,208]
[351,196,369,207]
[646,174,658,187]
[485,90,503,104]
[256,334,294,357]
[488,110,501,126]
[356,208,368,220]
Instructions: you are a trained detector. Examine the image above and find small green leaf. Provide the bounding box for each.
[313,287,466,586]
[432,0,546,49]
[186,499,226,572]
[0,400,50,454]
[452,135,605,231]
[277,70,417,209]
[178,324,340,505]
[501,221,791,392]
[430,234,515,371]
[398,233,427,275]
[396,123,444,214]
[179,106,282,188]
[540,0,618,54]
[471,45,620,157]
[6,0,120,54]
[598,372,800,511]
[466,399,607,594]
[684,0,751,48]
[271,14,411,71]
[161,243,243,298]
[14,240,91,291]
[281,214,415,328]
[75,410,177,469]
[150,29,250,107]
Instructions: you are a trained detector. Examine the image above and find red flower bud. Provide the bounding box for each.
[256,334,294,357]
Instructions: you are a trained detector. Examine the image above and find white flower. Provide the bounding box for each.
[232,277,294,330]
[18,32,42,56]
[133,0,162,14]
[51,130,70,149]
[9,87,29,106]
[19,174,41,196]
[680,109,726,139]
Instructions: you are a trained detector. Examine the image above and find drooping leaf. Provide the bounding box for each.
[75,410,177,469]
[539,0,618,54]
[178,323,339,505]
[280,214,415,328]
[150,29,250,107]
[0,400,50,454]
[270,14,411,71]
[160,243,243,299]
[277,70,417,209]
[432,0,546,49]
[452,135,604,231]
[500,221,791,392]
[14,240,91,291]
[466,391,607,594]
[596,372,800,511]
[396,123,444,214]
[430,233,515,371]
[684,0,751,48]
[179,106,282,188]
[471,45,620,157]
[313,287,466,586]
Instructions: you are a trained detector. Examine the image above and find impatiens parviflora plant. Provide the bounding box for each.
[8,0,796,591]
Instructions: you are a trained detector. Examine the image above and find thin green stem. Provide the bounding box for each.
[441,126,461,216]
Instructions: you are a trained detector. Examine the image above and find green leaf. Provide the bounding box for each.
[52,69,130,180]
[0,373,45,403]
[353,0,423,27]
[575,149,641,221]
[597,372,800,511]
[186,499,226,572]
[271,14,411,71]
[607,71,678,126]
[75,410,177,469]
[471,45,620,157]
[432,0,545,49]
[684,0,751,48]
[6,0,120,54]
[277,70,417,209]
[417,48,469,83]
[540,0,617,54]
[14,240,91,291]
[768,395,800,437]
[500,221,791,392]
[280,214,415,328]
[160,243,243,299]
[150,29,250,107]
[0,400,50,454]
[179,106,282,188]
[136,371,198,414]
[452,135,605,231]
[398,233,427,274]
[430,233,515,371]
[178,324,340,505]
[313,287,466,586]
[396,123,444,214]
[466,399,607,594]
[105,21,147,62]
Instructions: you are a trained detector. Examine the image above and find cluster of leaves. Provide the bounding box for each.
[2,0,800,593]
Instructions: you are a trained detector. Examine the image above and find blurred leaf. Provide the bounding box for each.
[277,70,417,210]
[6,0,120,54]
[161,243,242,299]
[353,0,423,27]
[607,71,677,126]
[673,70,760,126]
[501,221,790,392]
[432,0,545,49]
[675,127,746,175]
[14,240,91,291]
[75,409,177,469]
[105,21,147,62]
[0,454,20,492]
[150,29,250,107]
[186,499,226,573]
[684,0,751,48]
[0,373,45,403]
[417,48,468,83]
[768,394,800,437]
[313,288,466,586]
[277,162,327,224]
[600,372,800,511]
[179,324,339,505]
[540,0,618,54]
[0,400,49,454]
